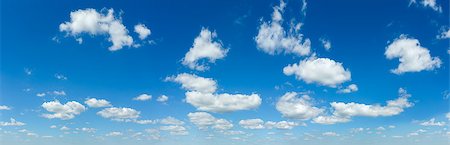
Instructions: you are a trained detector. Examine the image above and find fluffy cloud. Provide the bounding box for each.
[322,132,339,137]
[133,94,152,101]
[157,95,169,103]
[254,0,311,56]
[165,73,217,93]
[105,131,123,136]
[0,118,25,126]
[84,98,112,108]
[313,88,413,124]
[283,57,351,87]
[182,28,228,71]
[385,35,441,74]
[185,91,261,113]
[265,121,301,130]
[187,112,233,130]
[160,125,188,135]
[410,0,442,12]
[168,73,261,113]
[41,100,86,120]
[134,24,151,40]
[320,38,331,50]
[276,92,323,120]
[97,107,140,120]
[59,8,134,51]
[0,105,11,110]
[239,119,265,129]
[160,116,184,125]
[437,28,450,39]
[337,84,358,93]
[420,118,446,126]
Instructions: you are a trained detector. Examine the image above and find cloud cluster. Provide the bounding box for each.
[188,112,233,131]
[385,35,441,74]
[41,100,86,120]
[97,107,140,120]
[0,118,25,126]
[283,57,351,87]
[160,125,189,135]
[255,0,311,56]
[276,92,324,120]
[420,118,446,126]
[337,84,358,93]
[167,73,261,113]
[410,0,442,12]
[182,28,228,71]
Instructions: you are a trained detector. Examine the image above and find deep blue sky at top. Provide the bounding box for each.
[0,0,448,135]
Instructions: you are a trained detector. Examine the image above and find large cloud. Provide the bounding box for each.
[385,35,441,74]
[187,112,233,130]
[41,100,86,120]
[59,8,136,51]
[313,88,413,124]
[182,28,228,71]
[283,57,351,87]
[254,0,311,56]
[276,92,323,120]
[168,73,261,113]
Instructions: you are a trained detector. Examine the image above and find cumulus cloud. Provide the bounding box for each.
[276,92,324,120]
[420,118,446,126]
[134,24,151,40]
[168,73,261,113]
[160,125,189,135]
[84,98,112,108]
[165,73,217,93]
[254,0,311,56]
[320,38,331,50]
[437,28,450,39]
[59,8,134,51]
[265,121,301,130]
[133,94,152,101]
[385,35,441,74]
[160,116,184,125]
[97,107,140,120]
[182,28,228,71]
[313,88,413,124]
[157,95,169,103]
[0,105,11,110]
[0,118,25,126]
[337,84,358,93]
[410,0,442,12]
[41,100,86,120]
[54,73,68,80]
[239,119,302,130]
[239,119,265,129]
[187,112,233,130]
[283,57,351,87]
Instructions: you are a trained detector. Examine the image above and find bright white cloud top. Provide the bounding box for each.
[182,28,229,71]
[133,94,152,101]
[97,107,140,120]
[134,24,151,40]
[385,35,441,74]
[41,100,86,120]
[276,92,323,120]
[84,98,112,108]
[188,112,233,130]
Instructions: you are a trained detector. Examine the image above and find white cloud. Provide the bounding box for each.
[133,94,152,101]
[60,126,70,131]
[385,35,441,74]
[24,68,32,75]
[76,127,96,133]
[254,0,311,56]
[36,93,46,97]
[133,119,156,124]
[41,100,86,120]
[50,125,57,129]
[0,105,11,110]
[437,28,450,39]
[410,0,442,12]
[276,92,323,120]
[165,73,217,93]
[160,125,188,135]
[54,73,68,80]
[157,95,169,103]
[134,24,151,40]
[51,90,67,96]
[313,88,413,124]
[182,28,228,71]
[265,121,301,130]
[84,98,112,108]
[446,112,450,120]
[337,84,358,93]
[420,118,446,126]
[320,38,331,50]
[105,131,123,136]
[168,73,261,113]
[322,132,339,136]
[239,119,265,129]
[160,116,184,125]
[0,118,25,126]
[185,91,261,113]
[59,8,134,51]
[97,107,140,120]
[187,112,233,130]
[283,57,351,87]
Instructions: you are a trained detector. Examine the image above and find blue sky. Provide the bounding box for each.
[0,0,449,145]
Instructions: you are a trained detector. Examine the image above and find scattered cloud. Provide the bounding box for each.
[157,95,169,103]
[134,24,151,40]
[54,73,68,80]
[133,94,152,101]
[182,28,228,71]
[239,119,265,129]
[188,112,233,131]
[165,73,217,93]
[385,35,441,74]
[105,131,123,136]
[254,0,311,56]
[322,131,339,136]
[0,118,25,126]
[276,92,323,120]
[420,118,446,126]
[410,0,442,12]
[320,38,331,50]
[437,28,450,39]
[0,105,11,110]
[283,57,351,87]
[41,100,86,120]
[97,107,140,120]
[84,98,112,108]
[265,121,302,130]
[160,116,184,125]
[160,125,189,135]
[337,84,358,93]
